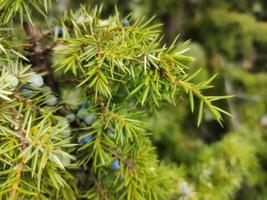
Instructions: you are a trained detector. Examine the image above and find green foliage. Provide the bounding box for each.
[0,67,76,199]
[53,7,230,125]
[0,0,51,23]
[0,1,232,200]
[189,8,267,59]
[193,134,258,200]
[88,0,267,199]
[150,105,261,200]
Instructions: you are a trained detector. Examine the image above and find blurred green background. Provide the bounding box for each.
[56,1,267,199]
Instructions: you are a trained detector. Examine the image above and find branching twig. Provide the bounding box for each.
[23,22,59,94]
[90,173,109,200]
[10,107,26,197]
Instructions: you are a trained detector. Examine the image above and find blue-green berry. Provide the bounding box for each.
[27,73,44,88]
[79,100,91,109]
[83,114,96,125]
[123,19,130,26]
[79,101,87,109]
[20,88,32,98]
[54,26,63,37]
[111,159,120,171]
[66,113,76,123]
[5,74,19,88]
[79,135,93,146]
[42,86,52,93]
[107,129,115,139]
[45,94,57,106]
[77,108,88,119]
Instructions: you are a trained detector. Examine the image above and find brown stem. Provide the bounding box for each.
[40,28,54,39]
[90,173,101,193]
[11,107,26,197]
[11,107,26,148]
[23,22,59,94]
[11,162,25,197]
[104,145,126,162]
[90,173,109,200]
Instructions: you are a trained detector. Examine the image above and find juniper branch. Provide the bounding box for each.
[23,22,59,94]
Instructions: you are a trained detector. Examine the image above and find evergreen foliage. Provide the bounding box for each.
[0,1,231,200]
[79,0,267,199]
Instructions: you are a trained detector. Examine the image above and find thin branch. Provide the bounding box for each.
[90,173,109,200]
[11,162,25,197]
[23,22,59,94]
[10,107,26,197]
[104,145,126,162]
[40,28,53,39]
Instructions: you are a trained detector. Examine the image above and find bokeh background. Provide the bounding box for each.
[56,1,267,199]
